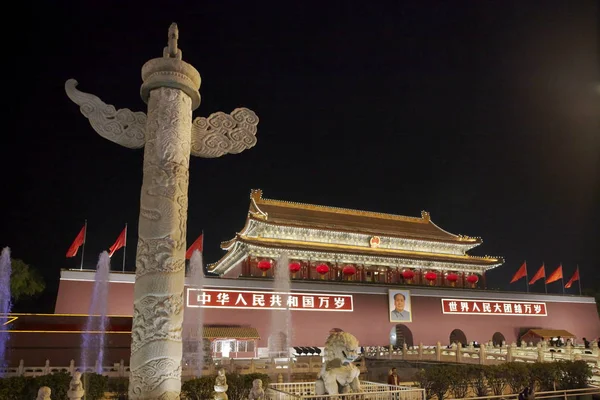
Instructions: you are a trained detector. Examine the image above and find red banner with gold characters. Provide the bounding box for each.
[186,288,353,312]
[441,299,547,316]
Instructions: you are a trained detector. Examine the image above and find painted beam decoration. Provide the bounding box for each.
[441,299,547,316]
[187,288,353,311]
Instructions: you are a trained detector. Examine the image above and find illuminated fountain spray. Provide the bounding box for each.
[269,253,293,362]
[184,250,205,376]
[0,247,12,374]
[80,251,110,373]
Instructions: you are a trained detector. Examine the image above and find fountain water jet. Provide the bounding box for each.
[183,250,206,376]
[80,251,110,373]
[0,247,12,373]
[269,253,292,362]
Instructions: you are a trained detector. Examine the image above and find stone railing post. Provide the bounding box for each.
[436,342,442,361]
[69,360,75,376]
[479,345,486,365]
[389,344,393,359]
[17,359,24,376]
[250,359,255,373]
[457,343,462,363]
[537,343,544,362]
[119,359,125,377]
[591,340,599,356]
[507,343,513,362]
[43,360,50,375]
[566,342,573,360]
[418,343,423,360]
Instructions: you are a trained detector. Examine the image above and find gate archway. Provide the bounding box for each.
[390,324,414,348]
[449,329,467,346]
[492,332,506,347]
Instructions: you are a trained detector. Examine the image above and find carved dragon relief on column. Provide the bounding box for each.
[65,80,259,156]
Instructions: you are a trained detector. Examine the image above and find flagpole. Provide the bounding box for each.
[201,230,205,275]
[525,261,529,293]
[79,220,87,270]
[80,220,88,270]
[577,265,582,296]
[560,263,565,295]
[543,262,547,294]
[122,223,127,272]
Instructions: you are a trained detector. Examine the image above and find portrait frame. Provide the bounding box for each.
[389,289,412,323]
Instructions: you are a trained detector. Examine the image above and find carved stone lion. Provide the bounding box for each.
[36,386,51,400]
[248,379,265,400]
[67,371,85,400]
[315,331,362,396]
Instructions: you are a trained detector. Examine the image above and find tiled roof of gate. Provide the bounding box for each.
[523,329,576,339]
[203,326,260,340]
[248,189,481,244]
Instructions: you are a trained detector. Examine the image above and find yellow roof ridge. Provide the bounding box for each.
[250,188,429,224]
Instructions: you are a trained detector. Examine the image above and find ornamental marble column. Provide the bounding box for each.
[65,24,259,400]
[127,50,198,398]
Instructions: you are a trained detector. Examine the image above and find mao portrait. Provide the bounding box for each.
[389,290,412,322]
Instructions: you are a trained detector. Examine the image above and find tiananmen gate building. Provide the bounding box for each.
[4,189,600,366]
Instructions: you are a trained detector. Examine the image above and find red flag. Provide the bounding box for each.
[510,261,528,283]
[546,265,563,284]
[108,226,127,257]
[186,233,204,260]
[66,225,86,258]
[529,264,545,285]
[565,267,580,289]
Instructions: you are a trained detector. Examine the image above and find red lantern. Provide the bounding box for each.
[467,274,479,287]
[424,272,437,285]
[402,270,415,281]
[257,260,272,276]
[289,261,301,274]
[446,273,459,287]
[342,265,356,276]
[316,264,329,279]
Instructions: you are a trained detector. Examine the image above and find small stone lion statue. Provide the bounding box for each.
[315,331,362,397]
[248,379,265,400]
[36,386,51,400]
[67,371,85,400]
[212,368,229,400]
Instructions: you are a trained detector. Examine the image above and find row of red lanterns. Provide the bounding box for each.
[403,270,479,285]
[256,260,355,276]
[258,260,479,284]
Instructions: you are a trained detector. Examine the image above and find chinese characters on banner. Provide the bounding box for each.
[441,299,547,316]
[187,288,353,312]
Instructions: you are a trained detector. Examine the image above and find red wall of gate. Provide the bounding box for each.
[54,278,600,348]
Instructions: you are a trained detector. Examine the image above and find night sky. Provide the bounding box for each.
[2,1,598,312]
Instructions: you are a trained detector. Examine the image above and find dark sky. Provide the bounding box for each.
[2,1,599,312]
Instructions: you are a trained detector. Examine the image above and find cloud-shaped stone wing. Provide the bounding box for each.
[190,108,258,158]
[65,79,146,149]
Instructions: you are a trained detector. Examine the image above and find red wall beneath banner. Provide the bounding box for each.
[55,280,134,316]
[199,293,600,347]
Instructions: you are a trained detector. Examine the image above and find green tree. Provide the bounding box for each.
[9,259,45,302]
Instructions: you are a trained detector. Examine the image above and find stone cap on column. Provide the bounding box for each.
[141,23,202,110]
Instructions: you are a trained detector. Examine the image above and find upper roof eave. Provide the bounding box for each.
[235,235,503,267]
